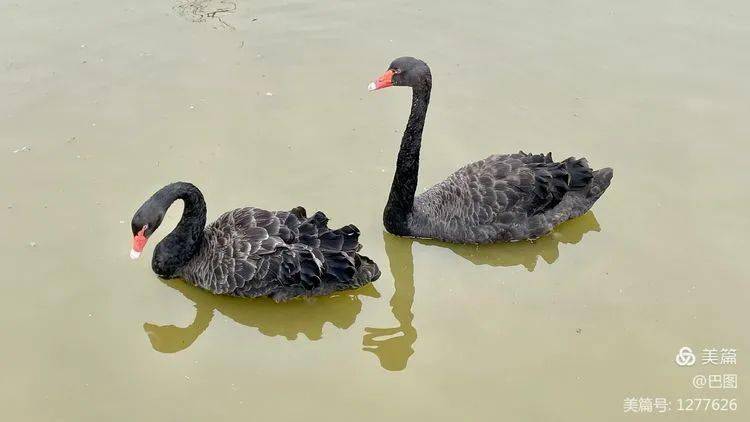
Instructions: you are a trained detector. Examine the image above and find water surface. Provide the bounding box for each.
[1,0,748,420]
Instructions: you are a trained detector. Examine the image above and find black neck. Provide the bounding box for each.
[384,84,431,235]
[152,182,207,277]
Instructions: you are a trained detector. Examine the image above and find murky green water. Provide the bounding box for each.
[1,0,748,420]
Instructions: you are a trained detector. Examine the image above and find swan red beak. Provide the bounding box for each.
[368,69,394,91]
[130,226,148,259]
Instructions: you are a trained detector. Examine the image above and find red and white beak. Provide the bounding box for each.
[130,226,148,260]
[368,69,395,91]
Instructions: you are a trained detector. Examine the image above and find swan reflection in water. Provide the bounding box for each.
[362,211,601,370]
[362,232,418,371]
[144,212,600,369]
[144,280,380,353]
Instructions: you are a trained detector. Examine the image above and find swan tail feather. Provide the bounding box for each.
[302,212,380,286]
[563,157,594,190]
[320,223,379,283]
[289,206,307,219]
[354,254,381,284]
[318,223,361,253]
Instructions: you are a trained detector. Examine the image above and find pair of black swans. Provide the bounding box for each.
[130,57,614,302]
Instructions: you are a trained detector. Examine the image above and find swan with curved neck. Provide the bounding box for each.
[369,57,613,243]
[130,182,380,301]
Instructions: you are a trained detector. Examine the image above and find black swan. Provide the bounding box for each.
[368,57,614,243]
[130,182,380,301]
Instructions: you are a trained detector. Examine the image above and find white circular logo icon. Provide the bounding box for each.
[675,346,696,366]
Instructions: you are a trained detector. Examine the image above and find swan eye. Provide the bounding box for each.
[393,68,402,74]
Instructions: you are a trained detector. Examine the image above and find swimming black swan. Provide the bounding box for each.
[130,182,380,301]
[368,57,613,243]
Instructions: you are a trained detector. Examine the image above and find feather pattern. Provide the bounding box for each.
[407,152,612,243]
[178,207,380,302]
[132,183,379,302]
[376,57,613,244]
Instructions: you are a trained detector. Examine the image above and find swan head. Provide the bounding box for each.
[369,56,431,91]
[130,196,166,259]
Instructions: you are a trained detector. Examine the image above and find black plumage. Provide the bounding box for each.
[131,182,380,302]
[371,57,613,243]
